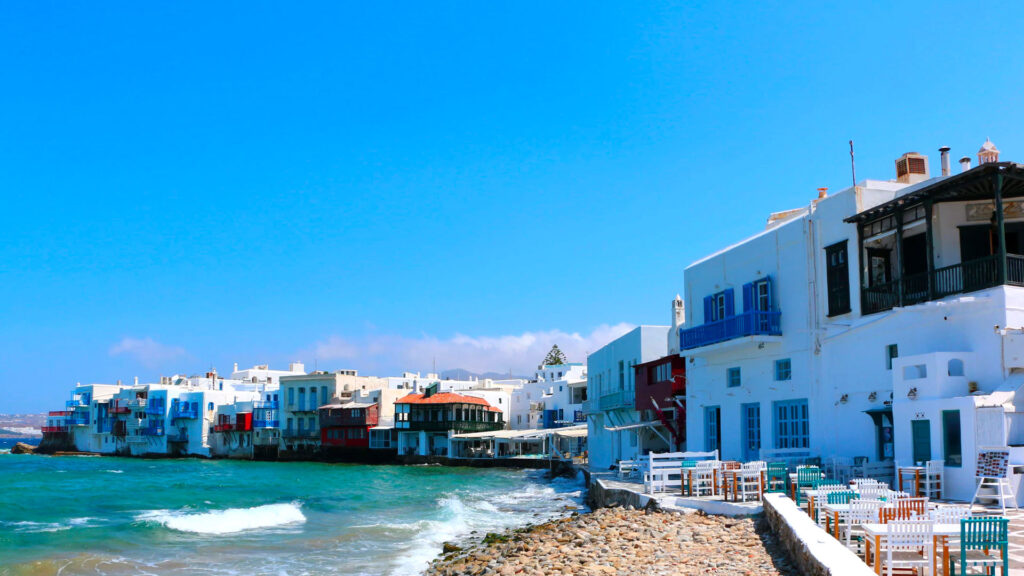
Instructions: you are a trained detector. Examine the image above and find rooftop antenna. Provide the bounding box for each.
[849,140,857,187]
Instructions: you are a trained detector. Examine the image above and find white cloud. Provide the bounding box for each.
[307,323,636,375]
[109,337,188,368]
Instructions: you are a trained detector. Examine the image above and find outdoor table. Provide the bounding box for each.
[897,466,924,496]
[682,468,718,497]
[862,522,959,576]
[719,469,764,502]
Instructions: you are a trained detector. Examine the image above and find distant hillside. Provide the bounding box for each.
[440,368,530,381]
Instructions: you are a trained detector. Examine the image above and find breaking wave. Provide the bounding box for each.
[137,502,305,534]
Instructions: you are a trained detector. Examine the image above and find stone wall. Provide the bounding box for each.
[761,493,876,576]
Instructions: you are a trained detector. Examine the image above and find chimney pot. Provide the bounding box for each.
[939,146,951,177]
[817,187,828,199]
[959,156,972,172]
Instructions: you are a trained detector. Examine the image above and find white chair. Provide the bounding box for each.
[922,459,944,500]
[737,461,765,502]
[690,460,719,497]
[617,459,639,479]
[843,499,884,552]
[813,484,850,526]
[882,519,934,576]
[928,504,971,524]
[859,483,888,501]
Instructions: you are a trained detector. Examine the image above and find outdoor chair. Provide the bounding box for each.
[922,459,944,500]
[689,460,718,497]
[949,517,1009,576]
[928,504,971,524]
[882,519,934,576]
[794,465,821,506]
[843,499,884,552]
[680,459,697,494]
[764,462,788,494]
[737,461,765,502]
[894,497,929,520]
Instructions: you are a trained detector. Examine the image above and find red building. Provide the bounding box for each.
[634,355,686,449]
[319,401,378,448]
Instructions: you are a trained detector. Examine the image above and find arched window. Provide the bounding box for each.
[207,402,214,411]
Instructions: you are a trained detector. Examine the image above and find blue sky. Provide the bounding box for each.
[2,2,1023,412]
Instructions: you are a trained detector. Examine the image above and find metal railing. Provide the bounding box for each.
[253,419,280,428]
[145,401,166,416]
[170,402,199,419]
[679,309,782,350]
[282,428,318,439]
[598,391,632,411]
[69,413,90,426]
[41,425,69,434]
[141,424,165,436]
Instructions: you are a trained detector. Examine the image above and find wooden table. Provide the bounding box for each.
[720,469,764,502]
[862,522,959,575]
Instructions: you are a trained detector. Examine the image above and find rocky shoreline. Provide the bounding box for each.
[426,506,797,576]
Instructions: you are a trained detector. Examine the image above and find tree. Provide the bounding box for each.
[542,344,568,367]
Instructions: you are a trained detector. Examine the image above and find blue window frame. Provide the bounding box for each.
[703,289,735,323]
[774,358,792,381]
[773,399,809,449]
[727,367,741,388]
[742,403,761,461]
[704,406,721,452]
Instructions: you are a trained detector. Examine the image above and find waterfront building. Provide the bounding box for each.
[585,325,671,470]
[510,363,587,430]
[278,370,387,454]
[679,143,1024,504]
[395,384,505,456]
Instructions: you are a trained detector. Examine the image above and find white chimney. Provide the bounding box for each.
[133,376,139,386]
[960,156,972,172]
[233,362,238,373]
[939,146,951,176]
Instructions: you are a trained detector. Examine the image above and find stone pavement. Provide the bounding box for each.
[1007,507,1024,571]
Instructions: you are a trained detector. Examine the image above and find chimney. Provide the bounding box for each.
[960,156,972,172]
[939,146,951,176]
[133,376,139,386]
[233,362,238,373]
[978,138,1000,165]
[895,152,929,184]
[817,187,828,200]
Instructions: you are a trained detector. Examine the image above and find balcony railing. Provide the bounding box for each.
[862,254,1022,315]
[109,402,131,414]
[254,401,279,410]
[145,401,166,416]
[96,418,114,433]
[403,420,503,433]
[48,410,71,417]
[170,403,199,419]
[66,398,88,409]
[598,391,632,411]
[253,419,280,428]
[680,309,782,350]
[282,428,318,439]
[41,425,69,434]
[213,423,235,432]
[69,413,90,426]
[141,424,164,436]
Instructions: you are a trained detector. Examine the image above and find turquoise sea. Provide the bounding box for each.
[0,453,585,576]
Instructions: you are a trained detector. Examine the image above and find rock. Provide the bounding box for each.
[441,542,462,554]
[11,442,35,454]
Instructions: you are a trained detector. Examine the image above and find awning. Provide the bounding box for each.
[369,425,394,431]
[863,407,892,427]
[554,426,588,438]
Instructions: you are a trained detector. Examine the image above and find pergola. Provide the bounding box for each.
[844,162,1024,314]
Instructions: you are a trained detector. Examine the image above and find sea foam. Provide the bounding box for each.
[138,502,305,534]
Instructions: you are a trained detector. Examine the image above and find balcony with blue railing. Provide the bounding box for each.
[66,395,89,410]
[254,401,279,410]
[69,413,90,426]
[253,418,280,428]
[679,309,782,351]
[170,401,199,419]
[145,400,166,416]
[142,423,165,436]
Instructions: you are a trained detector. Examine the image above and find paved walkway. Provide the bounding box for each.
[1005,507,1024,571]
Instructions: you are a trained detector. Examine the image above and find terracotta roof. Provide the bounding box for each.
[396,392,498,408]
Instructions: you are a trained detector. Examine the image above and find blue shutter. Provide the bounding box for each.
[742,282,754,312]
[723,288,735,317]
[703,295,713,323]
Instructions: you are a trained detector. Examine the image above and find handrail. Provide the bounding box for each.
[679,309,781,350]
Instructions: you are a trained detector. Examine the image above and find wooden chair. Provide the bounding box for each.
[928,504,971,524]
[843,499,884,552]
[737,461,765,502]
[922,459,944,500]
[794,466,821,506]
[894,497,928,520]
[949,517,1009,576]
[689,460,718,497]
[764,462,788,494]
[883,519,934,576]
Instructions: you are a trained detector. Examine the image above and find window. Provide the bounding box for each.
[774,359,792,381]
[825,241,851,316]
[704,289,735,322]
[704,406,721,452]
[886,344,899,370]
[727,367,741,388]
[743,277,773,312]
[942,410,962,467]
[774,399,809,449]
[911,420,931,464]
[656,362,671,382]
[947,358,964,377]
[618,361,625,390]
[288,388,295,405]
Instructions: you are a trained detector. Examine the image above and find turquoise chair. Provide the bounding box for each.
[949,517,1009,576]
[764,462,788,494]
[680,460,697,494]
[825,490,857,505]
[794,466,821,506]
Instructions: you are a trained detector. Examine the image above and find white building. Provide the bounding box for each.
[585,325,670,470]
[679,144,1024,504]
[510,363,587,430]
[279,370,387,453]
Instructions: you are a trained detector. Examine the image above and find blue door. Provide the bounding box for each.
[742,403,761,461]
